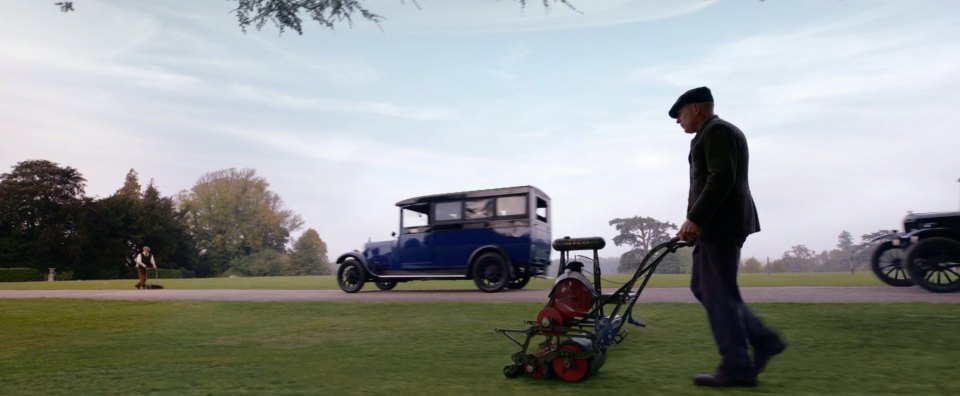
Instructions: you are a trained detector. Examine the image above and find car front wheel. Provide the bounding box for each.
[336,259,366,293]
[870,241,913,287]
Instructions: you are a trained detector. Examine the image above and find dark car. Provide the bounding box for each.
[335,186,551,293]
[870,211,960,293]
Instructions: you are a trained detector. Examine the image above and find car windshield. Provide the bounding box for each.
[401,204,429,228]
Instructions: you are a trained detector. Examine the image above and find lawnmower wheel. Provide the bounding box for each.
[503,364,523,378]
[550,341,592,382]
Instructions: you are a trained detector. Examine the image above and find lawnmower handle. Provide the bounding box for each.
[669,237,695,248]
[552,236,606,252]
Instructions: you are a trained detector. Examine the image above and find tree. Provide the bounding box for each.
[116,169,142,200]
[779,244,817,272]
[136,181,198,273]
[75,175,198,279]
[837,230,854,252]
[177,168,303,276]
[741,257,763,273]
[835,230,856,274]
[58,1,575,35]
[0,160,86,271]
[609,216,678,273]
[765,259,787,273]
[55,2,74,12]
[289,228,330,275]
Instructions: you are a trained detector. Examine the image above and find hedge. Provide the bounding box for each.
[0,268,43,282]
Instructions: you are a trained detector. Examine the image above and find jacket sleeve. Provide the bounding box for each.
[687,125,738,226]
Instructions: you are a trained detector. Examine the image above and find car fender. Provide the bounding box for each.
[336,252,370,270]
[467,245,514,275]
[869,232,900,243]
[895,228,960,247]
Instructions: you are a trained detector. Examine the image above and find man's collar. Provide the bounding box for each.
[695,115,719,133]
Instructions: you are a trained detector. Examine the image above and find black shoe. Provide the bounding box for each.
[135,284,141,289]
[693,372,757,387]
[754,339,787,373]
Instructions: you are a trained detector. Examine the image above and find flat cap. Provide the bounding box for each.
[668,86,713,118]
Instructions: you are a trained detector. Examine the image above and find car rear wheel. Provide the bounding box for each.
[336,259,366,293]
[374,280,397,291]
[870,241,913,287]
[904,237,960,293]
[506,274,532,290]
[472,253,511,292]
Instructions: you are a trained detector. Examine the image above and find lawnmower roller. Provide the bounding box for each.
[495,236,691,382]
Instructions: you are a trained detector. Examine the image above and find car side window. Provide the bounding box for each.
[496,196,527,217]
[433,201,462,222]
[464,199,494,219]
[536,196,548,223]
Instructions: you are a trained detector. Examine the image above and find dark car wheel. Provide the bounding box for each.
[375,280,397,291]
[506,274,532,290]
[336,259,366,293]
[472,253,511,293]
[904,237,960,293]
[870,241,913,287]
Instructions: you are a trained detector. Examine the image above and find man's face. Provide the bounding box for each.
[675,104,698,134]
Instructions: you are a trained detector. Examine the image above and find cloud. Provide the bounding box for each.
[228,85,457,120]
[626,4,960,118]
[487,46,532,81]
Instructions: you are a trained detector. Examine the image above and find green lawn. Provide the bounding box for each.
[1,300,957,395]
[0,271,885,290]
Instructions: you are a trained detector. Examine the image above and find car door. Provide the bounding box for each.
[397,204,433,270]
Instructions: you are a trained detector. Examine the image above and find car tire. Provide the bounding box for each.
[374,280,397,291]
[870,241,913,287]
[472,253,511,293]
[904,237,960,293]
[336,259,366,293]
[506,274,532,290]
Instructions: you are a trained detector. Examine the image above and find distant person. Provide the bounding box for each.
[134,246,157,290]
[669,87,786,387]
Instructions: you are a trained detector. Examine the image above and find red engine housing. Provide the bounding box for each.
[537,266,597,327]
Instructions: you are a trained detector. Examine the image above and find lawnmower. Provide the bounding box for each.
[495,236,692,382]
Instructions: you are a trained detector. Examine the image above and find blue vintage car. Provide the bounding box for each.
[335,186,552,292]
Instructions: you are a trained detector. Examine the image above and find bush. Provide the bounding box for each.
[0,267,43,282]
[156,269,182,279]
[225,250,290,277]
[56,270,74,281]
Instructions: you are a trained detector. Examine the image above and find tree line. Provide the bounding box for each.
[0,160,330,280]
[609,215,893,274]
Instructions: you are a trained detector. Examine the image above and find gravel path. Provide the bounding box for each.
[1,286,958,303]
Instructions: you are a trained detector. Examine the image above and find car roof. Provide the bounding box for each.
[396,185,549,207]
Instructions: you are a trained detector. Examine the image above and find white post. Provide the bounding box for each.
[47,268,56,282]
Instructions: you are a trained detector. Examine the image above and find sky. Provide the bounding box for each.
[2,0,959,264]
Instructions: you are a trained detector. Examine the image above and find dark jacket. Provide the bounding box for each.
[687,115,760,239]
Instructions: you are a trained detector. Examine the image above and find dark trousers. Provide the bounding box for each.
[690,236,779,375]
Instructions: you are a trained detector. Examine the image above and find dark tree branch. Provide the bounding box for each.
[55,1,74,12]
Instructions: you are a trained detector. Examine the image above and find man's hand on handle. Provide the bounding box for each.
[678,219,701,242]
